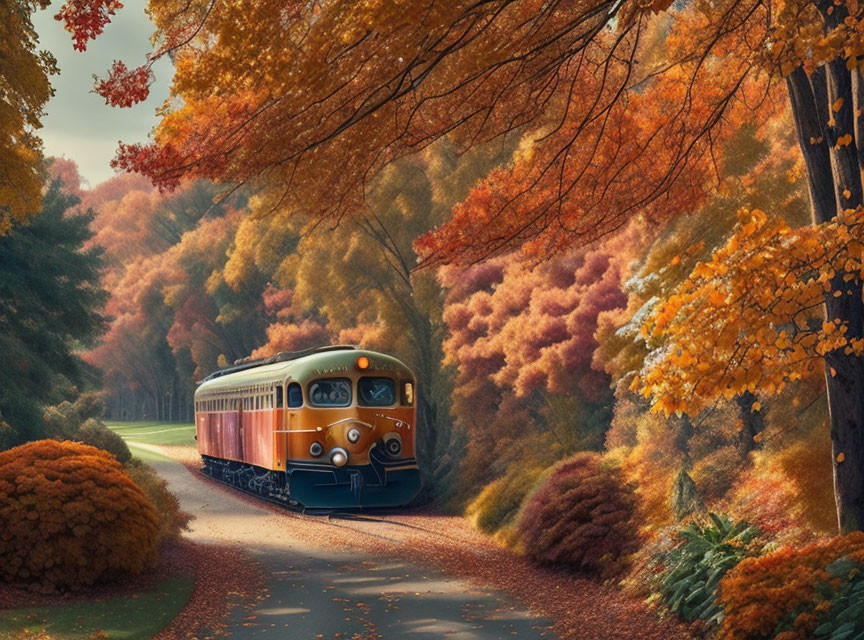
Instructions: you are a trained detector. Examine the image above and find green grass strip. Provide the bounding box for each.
[0,574,194,640]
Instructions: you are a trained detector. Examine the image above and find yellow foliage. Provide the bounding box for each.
[0,1,56,230]
[641,207,864,415]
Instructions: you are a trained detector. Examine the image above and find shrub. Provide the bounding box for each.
[77,418,132,464]
[518,453,641,576]
[0,440,160,590]
[466,463,545,535]
[719,531,864,640]
[125,459,191,543]
[42,393,104,440]
[659,513,759,626]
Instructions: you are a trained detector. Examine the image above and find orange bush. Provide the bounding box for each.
[518,453,641,576]
[719,531,864,640]
[0,440,159,590]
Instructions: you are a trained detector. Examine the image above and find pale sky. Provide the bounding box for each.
[33,3,172,188]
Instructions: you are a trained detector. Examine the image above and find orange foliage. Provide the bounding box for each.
[724,438,837,542]
[640,207,864,416]
[719,532,864,640]
[776,433,837,534]
[0,440,159,590]
[251,319,332,358]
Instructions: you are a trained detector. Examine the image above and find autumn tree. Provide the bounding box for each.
[221,140,514,489]
[81,174,263,421]
[439,220,646,499]
[0,1,57,230]
[62,0,864,530]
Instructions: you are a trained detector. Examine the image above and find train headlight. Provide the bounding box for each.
[383,433,402,457]
[347,427,361,443]
[330,447,349,467]
[309,441,324,457]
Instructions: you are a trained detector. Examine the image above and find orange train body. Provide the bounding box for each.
[193,346,422,509]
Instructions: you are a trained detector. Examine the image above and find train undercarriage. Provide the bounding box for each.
[200,449,423,512]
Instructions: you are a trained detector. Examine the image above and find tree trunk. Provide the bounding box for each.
[735,391,765,455]
[787,48,864,532]
[671,415,703,520]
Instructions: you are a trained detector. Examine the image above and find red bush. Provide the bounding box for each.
[518,453,641,576]
[0,440,159,590]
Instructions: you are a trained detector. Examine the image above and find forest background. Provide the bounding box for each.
[7,0,864,637]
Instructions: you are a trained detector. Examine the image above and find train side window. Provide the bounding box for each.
[401,381,415,406]
[287,382,303,408]
[275,386,283,408]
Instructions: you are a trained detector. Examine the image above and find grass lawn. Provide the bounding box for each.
[106,421,197,448]
[0,575,194,640]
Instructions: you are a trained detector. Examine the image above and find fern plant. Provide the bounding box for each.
[660,513,759,626]
[810,557,864,640]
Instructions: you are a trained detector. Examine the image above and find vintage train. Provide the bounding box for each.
[194,345,422,510]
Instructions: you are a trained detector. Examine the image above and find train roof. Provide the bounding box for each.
[195,346,413,396]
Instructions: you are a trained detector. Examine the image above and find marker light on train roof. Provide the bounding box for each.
[356,356,370,370]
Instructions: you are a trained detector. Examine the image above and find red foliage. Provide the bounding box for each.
[0,440,159,590]
[112,142,186,191]
[94,61,153,108]
[54,0,123,52]
[518,453,641,576]
[439,222,646,402]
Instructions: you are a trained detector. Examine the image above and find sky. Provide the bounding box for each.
[33,3,172,188]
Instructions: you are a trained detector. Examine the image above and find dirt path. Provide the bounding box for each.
[141,444,692,640]
[143,448,554,639]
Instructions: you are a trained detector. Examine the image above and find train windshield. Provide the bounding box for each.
[358,377,396,406]
[308,378,351,407]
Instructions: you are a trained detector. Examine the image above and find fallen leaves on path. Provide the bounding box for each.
[160,444,692,640]
[154,540,266,639]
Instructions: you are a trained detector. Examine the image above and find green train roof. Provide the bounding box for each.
[195,347,413,397]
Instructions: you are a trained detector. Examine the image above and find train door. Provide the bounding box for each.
[274,382,287,470]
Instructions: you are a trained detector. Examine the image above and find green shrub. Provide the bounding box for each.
[467,464,545,534]
[77,418,132,464]
[660,513,759,626]
[810,556,864,640]
[517,453,641,576]
[125,459,192,544]
[43,395,132,464]
[42,393,104,439]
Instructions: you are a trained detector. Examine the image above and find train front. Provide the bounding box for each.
[283,349,422,509]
